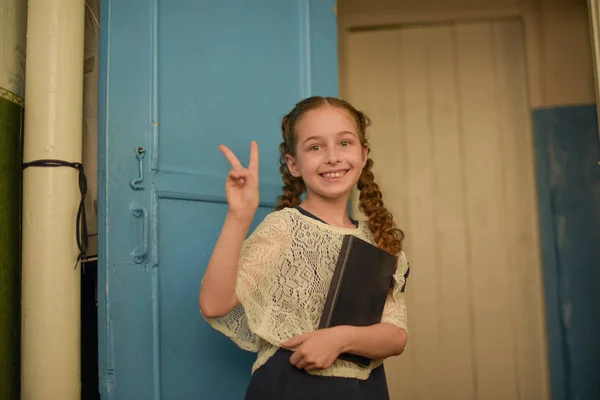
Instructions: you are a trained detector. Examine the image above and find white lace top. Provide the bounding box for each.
[202,207,409,380]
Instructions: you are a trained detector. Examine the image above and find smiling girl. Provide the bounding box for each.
[199,96,410,399]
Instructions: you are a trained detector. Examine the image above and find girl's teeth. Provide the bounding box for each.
[324,171,344,178]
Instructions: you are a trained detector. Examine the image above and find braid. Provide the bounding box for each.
[275,145,305,211]
[357,157,404,256]
[275,114,305,210]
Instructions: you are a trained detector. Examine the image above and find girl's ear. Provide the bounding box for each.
[362,145,369,166]
[285,154,301,177]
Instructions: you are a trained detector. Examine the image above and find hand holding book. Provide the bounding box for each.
[318,235,398,366]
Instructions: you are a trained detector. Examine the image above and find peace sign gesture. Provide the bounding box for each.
[219,141,260,220]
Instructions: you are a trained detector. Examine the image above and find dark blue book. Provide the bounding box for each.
[318,235,398,366]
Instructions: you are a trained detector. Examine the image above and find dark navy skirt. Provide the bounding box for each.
[245,348,390,400]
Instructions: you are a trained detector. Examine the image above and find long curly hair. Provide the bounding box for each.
[275,96,404,256]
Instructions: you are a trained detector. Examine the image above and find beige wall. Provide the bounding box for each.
[338,0,595,108]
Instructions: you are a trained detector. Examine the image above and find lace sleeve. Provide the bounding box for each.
[381,251,410,332]
[202,212,292,351]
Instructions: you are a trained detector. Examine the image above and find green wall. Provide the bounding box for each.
[0,87,24,400]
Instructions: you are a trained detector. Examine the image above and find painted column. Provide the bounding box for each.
[0,1,27,399]
[21,0,85,398]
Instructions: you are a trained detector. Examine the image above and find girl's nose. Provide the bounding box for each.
[326,147,340,164]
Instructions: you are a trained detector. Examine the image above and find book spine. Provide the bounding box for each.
[320,236,353,329]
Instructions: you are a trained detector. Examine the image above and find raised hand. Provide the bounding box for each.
[219,141,259,220]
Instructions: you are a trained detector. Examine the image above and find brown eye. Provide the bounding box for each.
[340,140,351,147]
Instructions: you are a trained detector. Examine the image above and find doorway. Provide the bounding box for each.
[342,19,550,399]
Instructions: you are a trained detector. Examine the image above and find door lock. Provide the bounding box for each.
[131,146,145,190]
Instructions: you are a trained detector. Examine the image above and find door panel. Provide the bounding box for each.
[157,3,303,175]
[98,1,338,398]
[107,262,155,397]
[157,200,263,398]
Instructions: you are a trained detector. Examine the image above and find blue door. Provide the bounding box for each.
[97,1,338,398]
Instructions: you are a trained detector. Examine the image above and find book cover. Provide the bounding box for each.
[318,235,398,366]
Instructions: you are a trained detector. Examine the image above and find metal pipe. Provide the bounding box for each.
[21,0,85,398]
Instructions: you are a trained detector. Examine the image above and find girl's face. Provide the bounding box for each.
[285,106,368,202]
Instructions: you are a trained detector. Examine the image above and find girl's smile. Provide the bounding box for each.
[286,106,368,201]
[320,169,348,180]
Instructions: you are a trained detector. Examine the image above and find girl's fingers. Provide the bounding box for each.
[289,350,303,366]
[296,359,309,370]
[220,142,259,172]
[219,145,243,169]
[248,141,259,172]
[303,363,317,371]
[229,168,252,180]
[228,169,242,179]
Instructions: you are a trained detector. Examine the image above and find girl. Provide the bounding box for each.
[199,96,410,399]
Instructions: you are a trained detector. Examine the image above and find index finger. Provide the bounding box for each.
[218,145,242,168]
[248,141,259,171]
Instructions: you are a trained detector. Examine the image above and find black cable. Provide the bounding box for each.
[22,159,88,269]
